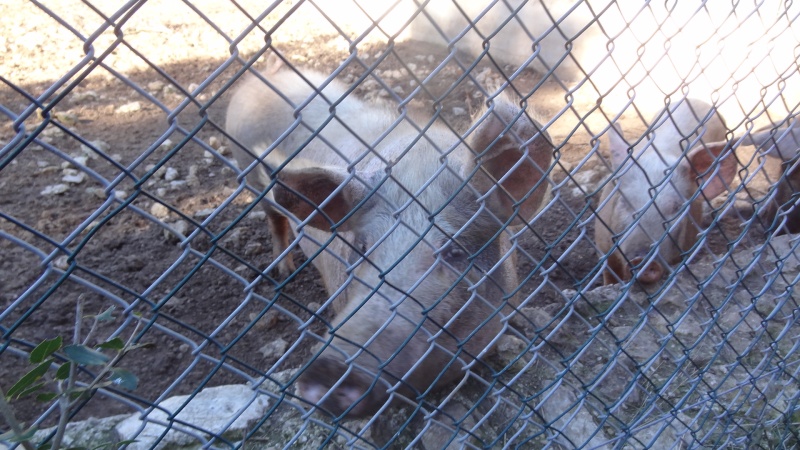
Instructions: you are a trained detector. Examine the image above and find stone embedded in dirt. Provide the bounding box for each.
[194,207,215,219]
[163,220,189,243]
[81,139,109,156]
[115,384,270,450]
[149,202,170,219]
[163,167,178,181]
[41,126,63,138]
[259,338,289,359]
[54,254,70,270]
[208,136,221,149]
[61,169,86,184]
[159,138,173,149]
[40,183,69,195]
[85,187,106,199]
[147,80,164,92]
[70,90,99,105]
[115,101,141,114]
[246,210,267,222]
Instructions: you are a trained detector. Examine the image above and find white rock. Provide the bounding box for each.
[116,101,141,114]
[85,187,105,199]
[41,184,69,195]
[81,140,109,155]
[71,90,99,104]
[113,190,127,200]
[147,80,164,91]
[163,167,178,181]
[208,136,221,149]
[169,180,187,189]
[159,138,173,149]
[115,384,270,450]
[194,208,215,219]
[247,210,267,222]
[259,338,288,359]
[149,203,170,219]
[62,170,86,184]
[54,255,70,270]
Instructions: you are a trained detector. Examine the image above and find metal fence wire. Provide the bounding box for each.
[1,0,799,449]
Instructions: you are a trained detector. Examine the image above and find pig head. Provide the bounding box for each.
[595,100,736,285]
[226,66,553,418]
[744,119,800,235]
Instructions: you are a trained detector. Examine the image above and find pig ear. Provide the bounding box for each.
[684,141,737,199]
[607,123,630,170]
[467,101,553,225]
[745,120,800,161]
[272,167,374,231]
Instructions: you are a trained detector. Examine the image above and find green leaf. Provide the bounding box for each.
[30,337,63,364]
[63,345,109,365]
[95,306,116,322]
[97,337,124,350]
[108,368,137,390]
[7,360,52,398]
[55,362,72,380]
[36,391,58,402]
[14,382,46,400]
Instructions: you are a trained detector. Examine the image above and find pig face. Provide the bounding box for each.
[271,102,553,418]
[597,106,735,285]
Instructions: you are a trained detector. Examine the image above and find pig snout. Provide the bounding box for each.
[628,256,665,284]
[297,356,390,418]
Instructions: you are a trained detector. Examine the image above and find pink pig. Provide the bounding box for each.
[595,99,736,285]
[225,64,553,417]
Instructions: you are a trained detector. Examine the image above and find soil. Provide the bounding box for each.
[0,0,779,439]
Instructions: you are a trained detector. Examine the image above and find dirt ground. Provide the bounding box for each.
[0,0,781,437]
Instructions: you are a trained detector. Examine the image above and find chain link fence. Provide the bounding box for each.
[1,0,799,448]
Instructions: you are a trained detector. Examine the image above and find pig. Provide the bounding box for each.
[595,99,737,285]
[225,63,553,418]
[743,119,800,235]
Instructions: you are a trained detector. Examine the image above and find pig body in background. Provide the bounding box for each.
[744,119,800,235]
[595,99,736,285]
[225,65,553,417]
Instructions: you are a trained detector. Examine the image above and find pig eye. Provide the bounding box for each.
[442,243,468,262]
[347,238,369,265]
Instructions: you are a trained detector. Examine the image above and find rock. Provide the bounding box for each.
[163,220,189,243]
[147,80,164,91]
[194,208,215,219]
[452,106,467,116]
[115,384,270,450]
[40,184,69,195]
[208,136,221,149]
[115,101,141,114]
[246,210,267,222]
[149,203,170,219]
[31,415,128,449]
[81,140,109,155]
[163,167,178,182]
[61,169,86,184]
[259,338,288,359]
[494,334,527,364]
[70,90,99,104]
